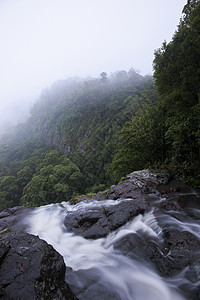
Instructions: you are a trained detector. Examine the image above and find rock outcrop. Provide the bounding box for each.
[64,192,149,239]
[0,230,77,300]
[64,169,172,239]
[0,207,77,299]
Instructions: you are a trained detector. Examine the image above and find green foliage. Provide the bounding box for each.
[16,69,155,191]
[109,101,165,181]
[87,183,107,194]
[109,1,200,185]
[0,176,18,210]
[20,150,85,207]
[0,141,85,209]
[152,0,200,182]
[0,70,160,210]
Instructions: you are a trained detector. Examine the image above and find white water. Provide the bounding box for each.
[26,200,187,300]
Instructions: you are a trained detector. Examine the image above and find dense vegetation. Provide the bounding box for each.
[0,0,199,211]
[0,144,84,208]
[0,70,156,210]
[110,0,200,185]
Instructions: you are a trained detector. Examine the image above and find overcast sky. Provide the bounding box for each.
[0,0,187,134]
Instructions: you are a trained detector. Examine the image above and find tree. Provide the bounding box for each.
[21,175,47,206]
[0,176,19,210]
[153,0,200,183]
[109,102,166,181]
[100,72,107,82]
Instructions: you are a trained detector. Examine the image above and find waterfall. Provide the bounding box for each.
[25,197,198,300]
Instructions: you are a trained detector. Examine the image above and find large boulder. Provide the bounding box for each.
[0,231,77,300]
[107,182,143,200]
[106,169,171,200]
[64,194,149,239]
[113,228,200,277]
[125,169,171,191]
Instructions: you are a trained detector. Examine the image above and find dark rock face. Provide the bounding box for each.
[113,232,164,267]
[160,193,200,212]
[0,231,77,300]
[126,169,171,190]
[113,230,200,278]
[107,183,142,200]
[63,170,172,239]
[0,206,34,232]
[64,195,149,239]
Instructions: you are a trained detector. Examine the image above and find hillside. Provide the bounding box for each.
[0,70,156,210]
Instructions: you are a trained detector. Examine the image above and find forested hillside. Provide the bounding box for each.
[0,0,199,212]
[110,0,200,185]
[0,70,156,211]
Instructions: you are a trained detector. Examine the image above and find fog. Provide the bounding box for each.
[0,0,187,135]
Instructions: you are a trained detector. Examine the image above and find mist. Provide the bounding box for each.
[0,0,187,135]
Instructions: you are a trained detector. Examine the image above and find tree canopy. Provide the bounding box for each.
[110,0,200,186]
[0,70,156,210]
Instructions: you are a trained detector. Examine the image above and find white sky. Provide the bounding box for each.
[0,0,187,134]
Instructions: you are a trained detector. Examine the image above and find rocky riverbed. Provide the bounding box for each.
[0,169,200,299]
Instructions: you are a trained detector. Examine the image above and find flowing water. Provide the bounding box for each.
[25,197,200,300]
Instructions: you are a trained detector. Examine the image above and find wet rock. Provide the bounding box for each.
[64,197,149,239]
[161,193,200,212]
[66,267,121,300]
[113,232,163,263]
[106,169,172,200]
[164,230,200,253]
[162,231,200,277]
[126,169,171,190]
[0,231,77,300]
[112,232,175,277]
[113,229,200,278]
[107,183,143,200]
[160,195,186,211]
[0,206,34,232]
[186,259,200,283]
[1,169,199,299]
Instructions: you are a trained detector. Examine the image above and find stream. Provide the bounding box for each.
[25,193,200,300]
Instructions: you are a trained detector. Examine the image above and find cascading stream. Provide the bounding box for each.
[24,197,200,300]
